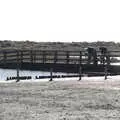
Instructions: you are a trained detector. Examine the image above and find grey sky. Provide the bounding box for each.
[0,0,120,42]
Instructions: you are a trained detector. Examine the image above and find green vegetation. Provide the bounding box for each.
[0,40,120,51]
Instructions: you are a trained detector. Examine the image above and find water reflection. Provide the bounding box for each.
[0,69,68,81]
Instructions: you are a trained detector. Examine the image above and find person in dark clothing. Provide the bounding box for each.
[86,47,97,65]
[99,47,110,65]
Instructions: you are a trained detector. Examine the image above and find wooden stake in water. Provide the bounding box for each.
[49,68,53,81]
[16,51,20,82]
[16,67,20,82]
[79,66,82,81]
[79,51,82,81]
[104,65,107,80]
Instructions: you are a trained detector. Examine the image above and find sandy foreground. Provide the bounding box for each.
[0,76,120,120]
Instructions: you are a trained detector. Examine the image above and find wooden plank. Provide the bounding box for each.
[1,49,120,66]
[49,68,53,81]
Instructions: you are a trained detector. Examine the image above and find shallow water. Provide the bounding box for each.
[0,62,120,81]
[0,68,69,81]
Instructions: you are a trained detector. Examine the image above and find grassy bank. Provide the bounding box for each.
[0,79,120,120]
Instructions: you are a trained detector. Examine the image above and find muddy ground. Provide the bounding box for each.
[0,78,120,120]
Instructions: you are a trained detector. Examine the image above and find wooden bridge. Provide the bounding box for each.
[0,48,120,74]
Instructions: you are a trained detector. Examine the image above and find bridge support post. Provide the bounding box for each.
[49,68,53,81]
[66,51,69,64]
[16,51,20,82]
[79,51,82,81]
[79,66,82,80]
[16,67,20,82]
[104,65,108,80]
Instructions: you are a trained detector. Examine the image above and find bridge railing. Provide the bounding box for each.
[0,50,120,65]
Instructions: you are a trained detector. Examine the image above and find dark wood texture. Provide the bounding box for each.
[0,49,120,74]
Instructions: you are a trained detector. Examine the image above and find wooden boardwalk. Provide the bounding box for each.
[0,49,120,74]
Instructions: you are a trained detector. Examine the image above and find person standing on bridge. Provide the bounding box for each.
[99,47,110,65]
[86,47,98,66]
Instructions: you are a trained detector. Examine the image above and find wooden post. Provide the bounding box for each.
[79,51,82,81]
[66,51,69,64]
[16,67,20,82]
[105,52,110,80]
[93,50,97,66]
[54,51,57,63]
[79,51,82,65]
[16,51,20,82]
[106,52,110,65]
[49,68,53,81]
[104,65,107,80]
[79,66,82,80]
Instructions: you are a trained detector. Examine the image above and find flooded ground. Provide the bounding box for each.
[0,68,69,81]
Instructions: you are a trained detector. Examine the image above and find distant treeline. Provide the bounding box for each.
[0,40,120,51]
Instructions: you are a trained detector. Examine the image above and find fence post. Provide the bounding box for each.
[79,51,82,81]
[49,68,53,81]
[16,67,20,82]
[16,51,20,82]
[66,51,69,64]
[106,52,110,65]
[79,66,82,80]
[104,65,107,80]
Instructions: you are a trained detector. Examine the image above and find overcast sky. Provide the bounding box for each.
[0,0,120,42]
